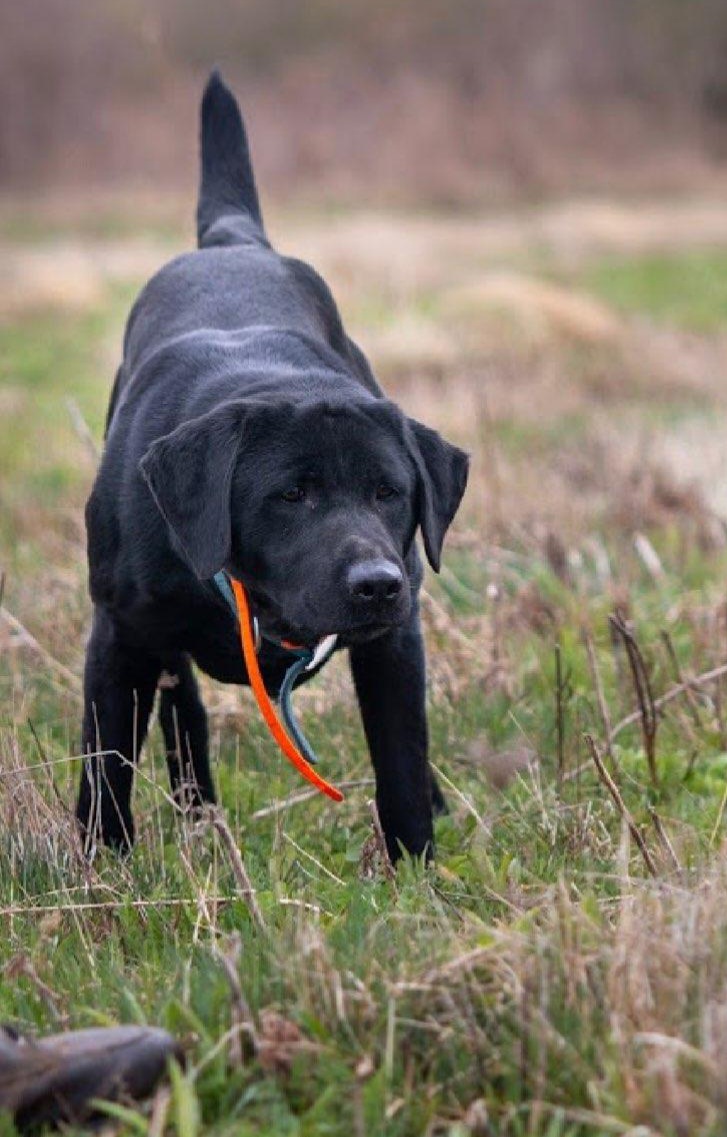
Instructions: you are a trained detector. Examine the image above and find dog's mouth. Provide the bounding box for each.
[246,586,398,650]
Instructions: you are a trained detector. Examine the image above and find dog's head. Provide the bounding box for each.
[140,397,468,645]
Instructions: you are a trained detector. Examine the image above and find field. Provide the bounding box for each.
[5,194,727,1135]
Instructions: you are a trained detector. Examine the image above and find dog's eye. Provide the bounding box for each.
[375,483,397,501]
[281,486,305,503]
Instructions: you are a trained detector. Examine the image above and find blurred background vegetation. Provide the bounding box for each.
[4,0,727,206]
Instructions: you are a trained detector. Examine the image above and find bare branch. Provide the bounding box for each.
[608,610,658,786]
[584,733,657,878]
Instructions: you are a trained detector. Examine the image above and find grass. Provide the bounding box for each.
[5,200,727,1134]
[578,249,727,332]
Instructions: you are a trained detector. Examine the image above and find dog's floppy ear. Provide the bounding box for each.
[139,401,249,579]
[406,419,469,572]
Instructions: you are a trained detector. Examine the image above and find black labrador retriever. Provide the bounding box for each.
[77,72,468,863]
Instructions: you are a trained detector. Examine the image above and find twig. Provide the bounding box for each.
[647,805,681,873]
[583,629,616,768]
[251,778,374,820]
[368,799,396,883]
[584,734,657,877]
[0,897,239,917]
[210,932,257,1068]
[4,955,64,1023]
[177,846,216,939]
[148,1086,172,1137]
[682,748,700,783]
[282,832,345,886]
[0,606,82,695]
[633,532,664,581]
[205,808,266,933]
[430,761,491,839]
[610,661,727,741]
[710,780,727,848]
[26,718,66,809]
[554,640,565,794]
[660,629,704,729]
[65,396,100,463]
[608,610,658,786]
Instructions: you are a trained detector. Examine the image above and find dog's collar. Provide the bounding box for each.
[213,571,306,655]
[214,571,263,647]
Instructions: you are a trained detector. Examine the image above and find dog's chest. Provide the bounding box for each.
[187,621,307,697]
[122,593,299,695]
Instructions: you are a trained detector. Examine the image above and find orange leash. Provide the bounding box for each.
[229,577,344,803]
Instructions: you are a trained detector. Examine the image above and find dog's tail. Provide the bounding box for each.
[196,70,266,248]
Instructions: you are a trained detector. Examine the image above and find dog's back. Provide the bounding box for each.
[115,71,357,411]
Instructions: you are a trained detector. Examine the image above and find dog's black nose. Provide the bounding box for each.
[347,560,403,603]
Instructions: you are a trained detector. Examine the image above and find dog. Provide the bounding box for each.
[76,71,469,863]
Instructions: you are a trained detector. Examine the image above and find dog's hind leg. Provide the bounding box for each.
[350,608,434,864]
[430,771,448,817]
[158,655,216,815]
[76,608,160,854]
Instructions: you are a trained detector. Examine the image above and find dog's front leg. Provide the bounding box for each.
[349,607,434,863]
[77,608,160,854]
